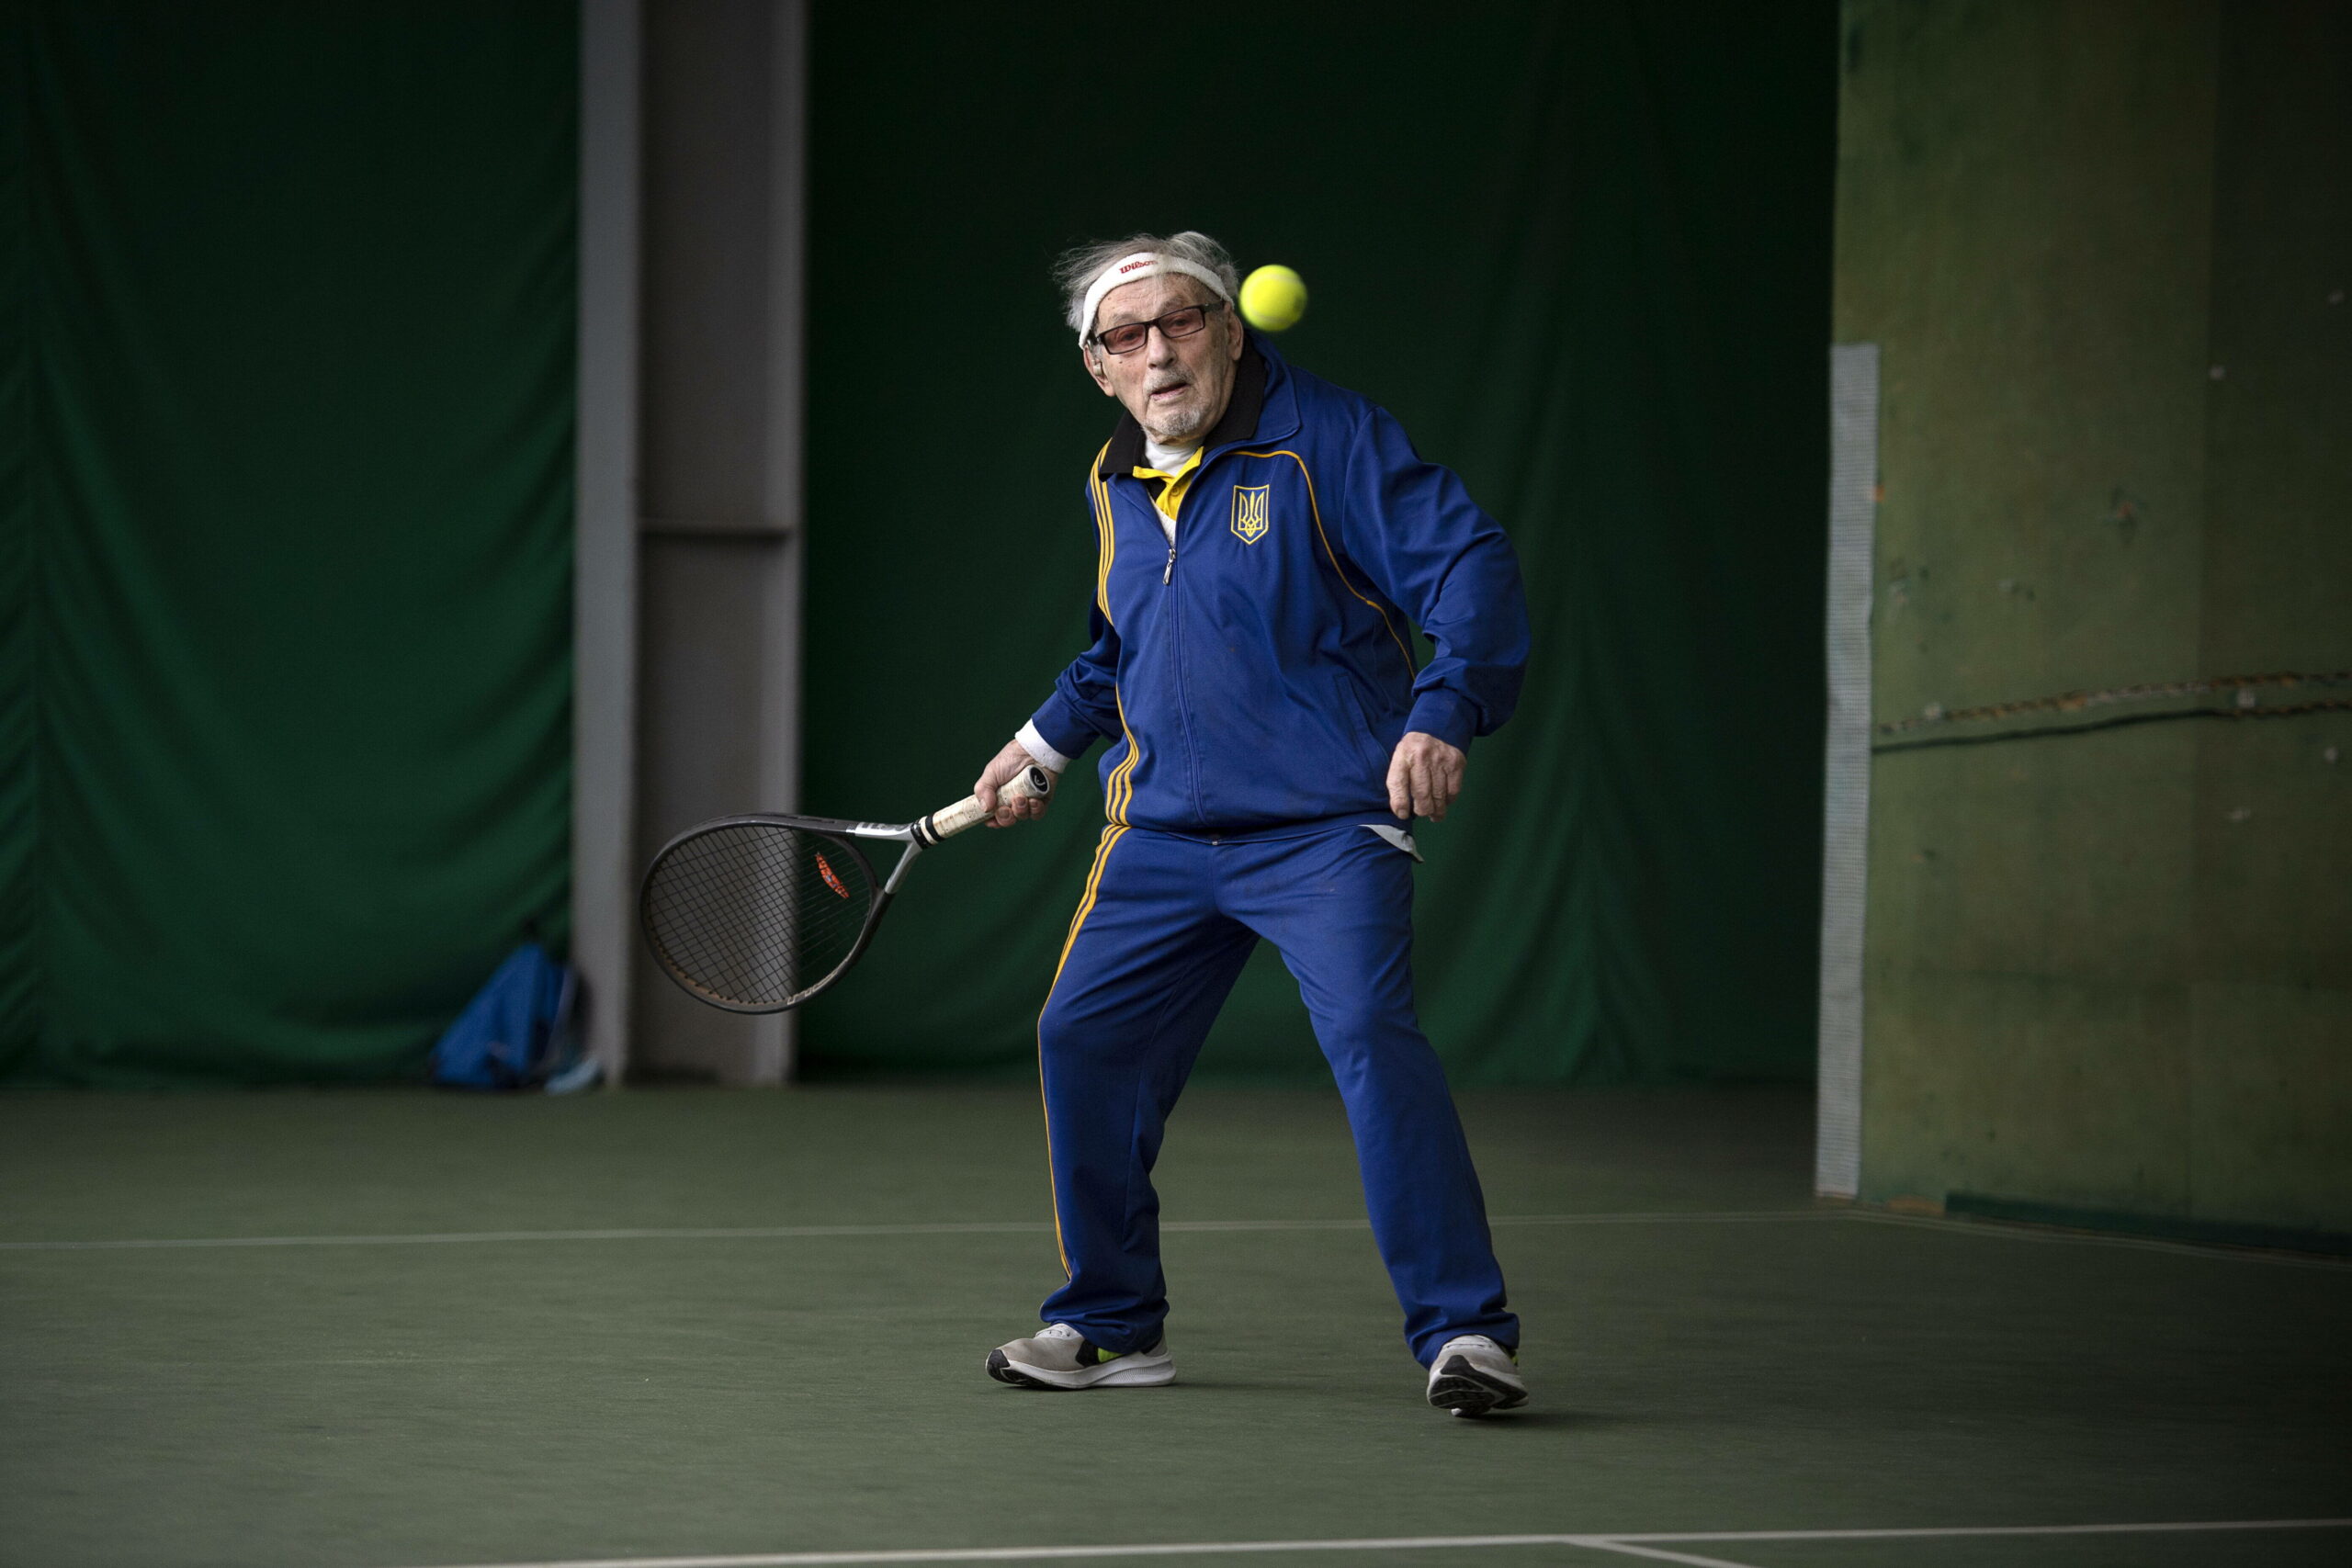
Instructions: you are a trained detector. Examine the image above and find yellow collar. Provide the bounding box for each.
[1132,446,1204,523]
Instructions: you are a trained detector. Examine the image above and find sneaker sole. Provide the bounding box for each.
[1427,1354,1528,1417]
[985,1348,1175,1391]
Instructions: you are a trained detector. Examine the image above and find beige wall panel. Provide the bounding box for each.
[1841,0,2351,1234]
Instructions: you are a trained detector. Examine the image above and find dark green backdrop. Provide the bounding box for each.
[805,1,1835,1084]
[0,3,576,1086]
[0,2,1828,1089]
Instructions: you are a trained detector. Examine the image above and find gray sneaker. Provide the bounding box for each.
[1425,1334,1528,1416]
[985,1323,1174,1390]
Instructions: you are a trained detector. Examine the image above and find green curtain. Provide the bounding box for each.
[0,2,576,1087]
[804,1,1834,1084]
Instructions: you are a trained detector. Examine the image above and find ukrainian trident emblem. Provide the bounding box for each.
[1231,484,1271,545]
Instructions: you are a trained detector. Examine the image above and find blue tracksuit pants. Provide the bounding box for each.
[1036,822,1518,1366]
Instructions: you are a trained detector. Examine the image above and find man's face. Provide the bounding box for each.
[1082,275,1245,447]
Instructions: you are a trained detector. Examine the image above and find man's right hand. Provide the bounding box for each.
[975,738,1058,828]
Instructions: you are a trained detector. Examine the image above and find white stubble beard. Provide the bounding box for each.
[1137,356,1227,446]
[1140,393,1210,446]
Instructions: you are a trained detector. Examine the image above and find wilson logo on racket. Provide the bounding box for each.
[1231,484,1271,545]
[814,852,851,899]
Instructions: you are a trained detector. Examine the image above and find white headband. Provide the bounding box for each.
[1078,251,1232,346]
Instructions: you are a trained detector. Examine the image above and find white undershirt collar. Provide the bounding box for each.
[1142,436,1198,472]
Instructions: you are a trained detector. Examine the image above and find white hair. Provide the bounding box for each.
[1056,231,1242,341]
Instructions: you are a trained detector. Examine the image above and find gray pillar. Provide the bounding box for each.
[1815,343,1878,1197]
[628,0,808,1085]
[573,0,644,1085]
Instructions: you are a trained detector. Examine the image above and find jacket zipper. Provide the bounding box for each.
[1158,448,1213,584]
[1148,457,1210,823]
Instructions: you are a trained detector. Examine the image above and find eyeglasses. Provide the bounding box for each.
[1089,301,1227,356]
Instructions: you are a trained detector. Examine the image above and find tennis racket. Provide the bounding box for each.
[639,765,1053,1013]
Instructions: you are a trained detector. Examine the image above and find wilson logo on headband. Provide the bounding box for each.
[1079,251,1233,347]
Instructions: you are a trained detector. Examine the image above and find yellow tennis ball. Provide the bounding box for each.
[1238,265,1308,332]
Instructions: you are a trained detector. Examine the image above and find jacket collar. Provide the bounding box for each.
[1097,334,1299,479]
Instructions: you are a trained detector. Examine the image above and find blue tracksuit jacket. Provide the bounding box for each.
[1026,338,1529,831]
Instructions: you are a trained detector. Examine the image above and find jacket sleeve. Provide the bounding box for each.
[1026,605,1125,762]
[1339,406,1530,750]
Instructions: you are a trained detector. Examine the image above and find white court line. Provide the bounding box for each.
[404,1518,2352,1568]
[11,1206,2336,1267]
[0,1222,1054,1252]
[0,1209,1830,1253]
[1624,1520,2352,1541]
[1576,1543,1759,1568]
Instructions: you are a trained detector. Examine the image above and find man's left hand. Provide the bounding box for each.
[1386,731,1467,821]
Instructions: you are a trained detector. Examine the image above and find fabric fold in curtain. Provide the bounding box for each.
[0,2,576,1086]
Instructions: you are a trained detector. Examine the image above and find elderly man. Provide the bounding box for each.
[971,231,1531,1416]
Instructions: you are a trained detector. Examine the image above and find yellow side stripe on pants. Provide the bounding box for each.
[1035,823,1127,1277]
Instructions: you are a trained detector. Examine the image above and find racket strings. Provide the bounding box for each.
[641,823,877,1008]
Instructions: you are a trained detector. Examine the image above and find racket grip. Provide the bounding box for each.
[918,764,1053,845]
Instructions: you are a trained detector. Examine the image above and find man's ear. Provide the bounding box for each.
[1081,344,1114,397]
[1224,303,1245,362]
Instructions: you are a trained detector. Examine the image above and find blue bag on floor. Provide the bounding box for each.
[429,944,580,1090]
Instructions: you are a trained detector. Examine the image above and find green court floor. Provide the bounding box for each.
[2,1087,2346,1568]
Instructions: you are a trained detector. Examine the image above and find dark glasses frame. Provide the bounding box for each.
[1088,299,1229,356]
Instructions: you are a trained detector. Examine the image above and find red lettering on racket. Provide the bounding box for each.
[815,852,850,899]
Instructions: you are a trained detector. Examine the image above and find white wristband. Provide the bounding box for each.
[1015,721,1073,774]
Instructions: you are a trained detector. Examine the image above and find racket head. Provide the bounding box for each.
[639,816,887,1012]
